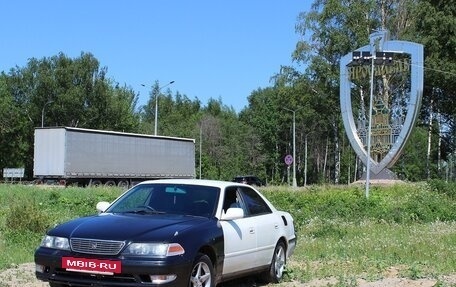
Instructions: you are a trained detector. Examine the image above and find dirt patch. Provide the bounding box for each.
[0,263,46,287]
[1,263,455,287]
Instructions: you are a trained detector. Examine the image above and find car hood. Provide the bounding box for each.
[49,213,209,242]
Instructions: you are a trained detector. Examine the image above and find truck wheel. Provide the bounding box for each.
[104,180,116,187]
[261,241,286,283]
[90,180,102,187]
[189,253,214,287]
[117,180,129,189]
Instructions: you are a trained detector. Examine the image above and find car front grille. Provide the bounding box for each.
[70,238,125,255]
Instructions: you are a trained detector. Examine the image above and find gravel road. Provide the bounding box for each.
[1,263,455,287]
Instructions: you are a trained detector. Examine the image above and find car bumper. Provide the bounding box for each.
[287,236,297,258]
[35,247,192,286]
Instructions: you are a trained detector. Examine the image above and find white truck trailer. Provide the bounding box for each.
[33,127,196,187]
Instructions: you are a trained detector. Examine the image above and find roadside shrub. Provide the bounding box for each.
[47,187,121,217]
[427,179,456,198]
[403,185,456,222]
[6,200,50,233]
[263,183,456,232]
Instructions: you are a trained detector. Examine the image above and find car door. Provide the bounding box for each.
[219,186,258,275]
[238,186,279,267]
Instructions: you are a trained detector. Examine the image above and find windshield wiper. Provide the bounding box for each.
[124,206,165,214]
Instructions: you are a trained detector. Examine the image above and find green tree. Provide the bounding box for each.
[3,52,140,178]
[159,91,202,138]
[102,83,141,132]
[7,52,139,130]
[0,74,31,174]
[241,87,285,184]
[411,0,456,160]
[392,126,428,181]
[200,99,239,180]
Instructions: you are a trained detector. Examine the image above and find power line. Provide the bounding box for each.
[394,59,456,78]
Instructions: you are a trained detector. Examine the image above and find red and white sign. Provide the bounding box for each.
[62,257,121,275]
[284,155,293,166]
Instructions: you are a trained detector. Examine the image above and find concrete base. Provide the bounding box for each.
[353,168,404,185]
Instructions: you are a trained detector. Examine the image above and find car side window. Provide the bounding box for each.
[222,186,243,213]
[187,185,219,217]
[238,186,272,216]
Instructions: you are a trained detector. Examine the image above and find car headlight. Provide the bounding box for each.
[40,235,70,251]
[123,243,185,257]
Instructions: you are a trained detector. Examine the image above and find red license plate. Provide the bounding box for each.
[62,257,121,275]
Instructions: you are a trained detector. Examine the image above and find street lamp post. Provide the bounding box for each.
[41,100,53,128]
[365,52,375,199]
[142,81,175,135]
[199,123,202,179]
[284,107,302,188]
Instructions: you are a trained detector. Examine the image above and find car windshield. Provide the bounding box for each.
[106,183,220,218]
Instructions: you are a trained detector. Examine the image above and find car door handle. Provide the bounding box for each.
[274,223,279,229]
[249,227,255,234]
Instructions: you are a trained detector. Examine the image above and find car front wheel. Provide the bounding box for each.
[262,241,286,283]
[189,253,214,287]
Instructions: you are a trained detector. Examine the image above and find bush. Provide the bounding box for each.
[6,200,50,233]
[427,179,456,198]
[262,183,456,233]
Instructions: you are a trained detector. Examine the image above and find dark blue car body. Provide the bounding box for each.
[35,213,224,286]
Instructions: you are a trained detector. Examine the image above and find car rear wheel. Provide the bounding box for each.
[189,253,214,287]
[262,241,286,283]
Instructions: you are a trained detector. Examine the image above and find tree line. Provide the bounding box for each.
[1,0,455,185]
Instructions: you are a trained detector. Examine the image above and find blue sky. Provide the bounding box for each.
[1,1,310,112]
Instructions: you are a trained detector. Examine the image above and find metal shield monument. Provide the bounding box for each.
[340,30,424,180]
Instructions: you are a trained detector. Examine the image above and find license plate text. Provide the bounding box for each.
[62,257,121,275]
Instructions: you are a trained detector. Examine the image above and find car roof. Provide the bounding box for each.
[234,175,262,180]
[139,178,246,189]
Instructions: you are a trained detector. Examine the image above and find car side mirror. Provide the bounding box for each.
[96,201,111,213]
[221,207,244,220]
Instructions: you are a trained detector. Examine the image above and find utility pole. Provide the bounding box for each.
[142,81,175,135]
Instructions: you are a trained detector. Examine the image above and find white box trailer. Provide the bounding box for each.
[33,127,195,187]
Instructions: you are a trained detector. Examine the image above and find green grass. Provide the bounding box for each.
[1,181,455,284]
[261,182,456,283]
[0,184,122,269]
[288,220,456,282]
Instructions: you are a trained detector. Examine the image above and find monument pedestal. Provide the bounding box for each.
[353,168,404,185]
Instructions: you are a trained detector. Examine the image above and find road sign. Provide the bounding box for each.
[3,168,25,178]
[284,155,293,166]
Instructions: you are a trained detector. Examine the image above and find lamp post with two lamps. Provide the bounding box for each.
[142,81,175,135]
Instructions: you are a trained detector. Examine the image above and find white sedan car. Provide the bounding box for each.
[35,179,296,287]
